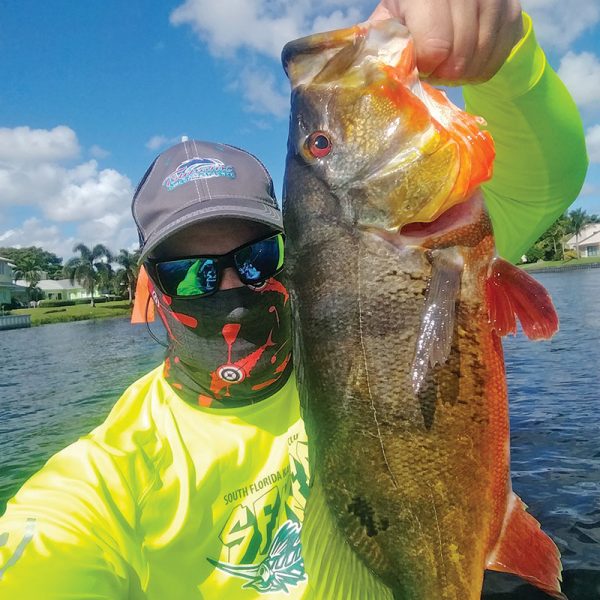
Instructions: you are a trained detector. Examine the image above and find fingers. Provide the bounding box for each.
[434,0,480,81]
[402,0,454,77]
[366,0,524,84]
[473,0,523,80]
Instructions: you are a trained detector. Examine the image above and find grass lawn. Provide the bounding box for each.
[10,300,132,326]
[521,256,600,270]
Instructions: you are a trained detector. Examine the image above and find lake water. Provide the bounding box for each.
[0,270,599,599]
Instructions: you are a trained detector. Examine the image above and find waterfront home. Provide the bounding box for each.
[15,278,92,301]
[0,256,28,307]
[565,224,600,257]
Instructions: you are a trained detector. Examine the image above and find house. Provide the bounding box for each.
[15,278,92,301]
[0,256,28,306]
[565,224,600,257]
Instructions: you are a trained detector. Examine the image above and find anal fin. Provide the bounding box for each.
[486,258,558,340]
[486,493,566,600]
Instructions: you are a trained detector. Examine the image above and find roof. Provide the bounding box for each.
[0,282,28,292]
[579,231,600,246]
[0,256,16,267]
[14,279,86,291]
[565,224,600,247]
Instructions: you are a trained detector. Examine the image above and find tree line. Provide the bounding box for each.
[524,208,600,263]
[0,244,140,307]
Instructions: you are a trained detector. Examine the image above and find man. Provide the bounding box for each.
[0,1,587,598]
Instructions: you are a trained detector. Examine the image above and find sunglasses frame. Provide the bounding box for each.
[145,231,285,299]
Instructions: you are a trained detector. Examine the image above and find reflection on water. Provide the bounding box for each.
[0,270,599,599]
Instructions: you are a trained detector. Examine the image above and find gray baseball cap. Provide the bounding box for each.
[132,139,282,261]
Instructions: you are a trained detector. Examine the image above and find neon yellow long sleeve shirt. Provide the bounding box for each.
[0,14,588,600]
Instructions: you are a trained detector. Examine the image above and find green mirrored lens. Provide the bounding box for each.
[157,258,217,297]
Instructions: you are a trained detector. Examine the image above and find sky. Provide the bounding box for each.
[1,0,599,261]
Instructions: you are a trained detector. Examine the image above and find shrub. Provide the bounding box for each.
[38,297,113,308]
[38,299,76,308]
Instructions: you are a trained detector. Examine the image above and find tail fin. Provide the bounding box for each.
[486,493,566,599]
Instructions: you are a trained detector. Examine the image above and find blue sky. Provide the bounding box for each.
[1,0,599,260]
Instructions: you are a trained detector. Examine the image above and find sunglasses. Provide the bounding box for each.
[146,232,285,298]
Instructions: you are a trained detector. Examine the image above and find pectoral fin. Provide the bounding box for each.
[486,493,566,600]
[411,249,463,395]
[485,258,558,339]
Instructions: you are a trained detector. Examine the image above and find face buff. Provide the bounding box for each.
[151,274,293,408]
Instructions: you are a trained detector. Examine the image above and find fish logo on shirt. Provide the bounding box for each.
[208,520,306,594]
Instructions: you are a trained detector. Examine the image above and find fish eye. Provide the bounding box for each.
[306,131,332,158]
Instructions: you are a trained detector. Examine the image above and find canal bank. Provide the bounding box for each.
[522,256,600,274]
[6,300,131,327]
[0,314,31,330]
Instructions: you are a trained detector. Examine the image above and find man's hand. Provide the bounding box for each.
[368,0,523,84]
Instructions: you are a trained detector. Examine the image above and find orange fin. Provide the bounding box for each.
[131,266,155,324]
[485,258,558,339]
[486,493,566,600]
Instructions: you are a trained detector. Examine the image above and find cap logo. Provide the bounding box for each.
[162,157,236,191]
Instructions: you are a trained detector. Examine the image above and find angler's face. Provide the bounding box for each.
[151,219,273,291]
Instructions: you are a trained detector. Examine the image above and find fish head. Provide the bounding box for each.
[283,19,495,234]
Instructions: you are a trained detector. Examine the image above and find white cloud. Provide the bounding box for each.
[0,125,80,163]
[522,0,600,49]
[46,162,133,222]
[171,0,303,60]
[0,218,77,260]
[0,156,133,222]
[145,134,182,151]
[0,125,138,259]
[89,144,110,159]
[169,0,366,117]
[557,51,600,108]
[586,124,600,164]
[0,216,139,261]
[76,219,139,258]
[312,8,363,33]
[170,0,363,59]
[240,68,289,118]
[581,182,599,196]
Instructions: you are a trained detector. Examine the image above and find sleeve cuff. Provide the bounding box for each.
[463,12,546,100]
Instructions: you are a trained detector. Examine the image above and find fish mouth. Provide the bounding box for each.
[365,193,485,249]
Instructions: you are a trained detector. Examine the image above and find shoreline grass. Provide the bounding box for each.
[9,300,132,326]
[521,256,600,271]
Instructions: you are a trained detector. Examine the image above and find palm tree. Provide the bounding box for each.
[546,214,570,260]
[13,256,43,300]
[567,209,591,259]
[115,249,140,304]
[64,243,113,307]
